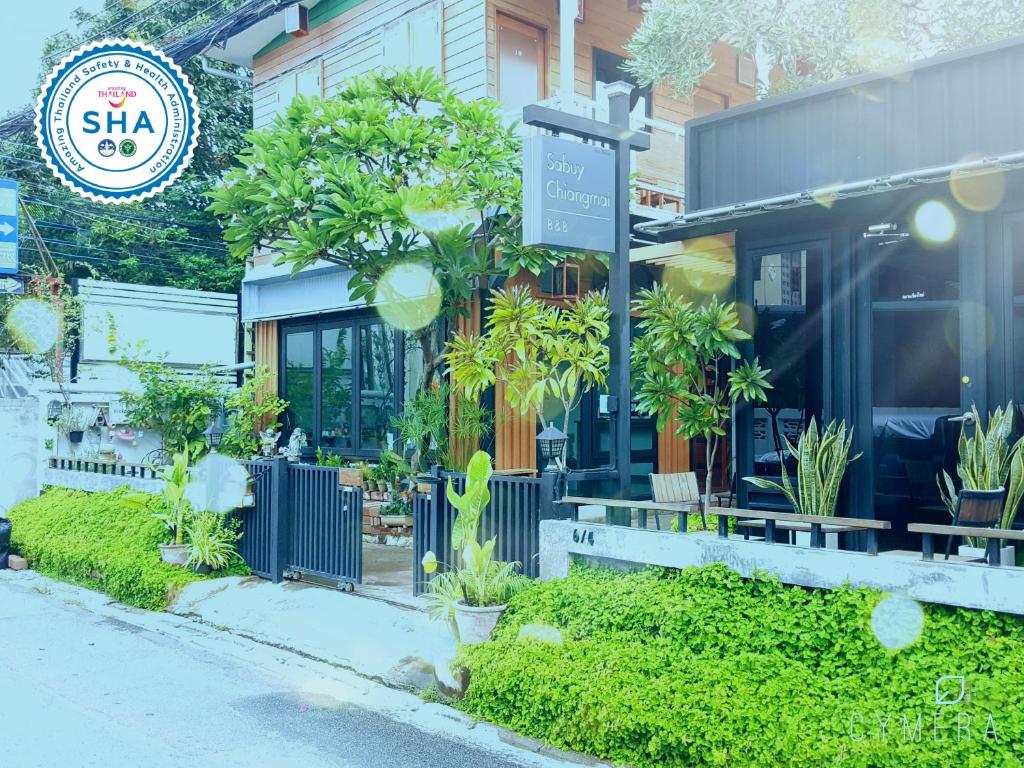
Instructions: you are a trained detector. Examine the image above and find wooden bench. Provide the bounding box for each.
[733,519,863,546]
[908,523,1024,567]
[709,507,892,554]
[560,495,697,530]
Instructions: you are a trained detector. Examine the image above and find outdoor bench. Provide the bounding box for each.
[559,495,697,530]
[908,523,1024,567]
[708,507,891,555]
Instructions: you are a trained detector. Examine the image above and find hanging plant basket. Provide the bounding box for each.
[68,430,84,444]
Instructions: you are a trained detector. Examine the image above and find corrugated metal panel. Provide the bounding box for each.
[685,37,1024,213]
[241,261,364,321]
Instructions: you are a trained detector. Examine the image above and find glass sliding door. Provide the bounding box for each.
[869,234,962,545]
[282,327,315,442]
[746,243,826,510]
[279,314,402,458]
[320,326,353,451]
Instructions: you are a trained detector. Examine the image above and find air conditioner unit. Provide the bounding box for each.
[737,52,756,87]
[285,4,309,37]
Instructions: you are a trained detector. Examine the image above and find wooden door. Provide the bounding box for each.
[496,14,545,112]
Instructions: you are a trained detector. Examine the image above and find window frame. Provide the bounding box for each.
[279,311,406,459]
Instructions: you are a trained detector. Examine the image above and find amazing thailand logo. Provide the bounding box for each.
[34,39,200,203]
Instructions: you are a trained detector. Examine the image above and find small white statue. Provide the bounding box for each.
[285,428,307,461]
[258,427,280,458]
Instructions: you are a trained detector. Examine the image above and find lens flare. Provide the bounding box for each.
[185,452,249,514]
[912,201,956,244]
[811,181,844,209]
[950,155,1005,212]
[6,298,59,355]
[871,594,924,650]
[376,262,442,331]
[663,235,736,297]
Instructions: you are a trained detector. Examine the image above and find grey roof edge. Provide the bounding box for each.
[684,34,1024,134]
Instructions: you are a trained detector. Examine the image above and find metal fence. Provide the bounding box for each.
[412,469,566,595]
[238,459,362,587]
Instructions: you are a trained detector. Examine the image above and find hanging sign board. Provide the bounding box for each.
[0,276,24,294]
[0,179,18,275]
[523,134,615,254]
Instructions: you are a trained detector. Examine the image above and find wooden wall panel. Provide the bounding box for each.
[253,320,280,428]
[448,294,483,469]
[494,378,537,471]
[657,413,690,473]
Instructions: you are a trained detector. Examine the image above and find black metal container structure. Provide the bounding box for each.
[642,36,1024,549]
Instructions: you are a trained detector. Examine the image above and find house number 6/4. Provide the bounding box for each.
[572,528,595,546]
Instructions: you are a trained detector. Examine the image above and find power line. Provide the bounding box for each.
[20,242,187,274]
[20,235,183,271]
[46,0,186,61]
[149,0,229,47]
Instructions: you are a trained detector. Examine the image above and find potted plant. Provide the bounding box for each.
[57,408,93,445]
[379,495,414,527]
[421,451,528,644]
[128,452,193,566]
[744,418,860,547]
[185,512,242,574]
[938,403,1024,564]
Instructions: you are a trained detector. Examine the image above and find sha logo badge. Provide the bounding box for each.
[34,39,200,204]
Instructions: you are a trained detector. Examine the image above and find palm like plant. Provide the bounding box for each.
[744,418,860,517]
[421,451,529,642]
[937,404,1024,530]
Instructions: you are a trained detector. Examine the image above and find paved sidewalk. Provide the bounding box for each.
[170,573,454,691]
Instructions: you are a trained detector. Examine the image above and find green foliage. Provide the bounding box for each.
[938,403,1024,530]
[208,68,572,391]
[744,418,860,516]
[315,447,345,467]
[120,361,223,457]
[127,451,192,546]
[625,0,1024,99]
[185,512,243,571]
[7,487,247,611]
[220,368,289,459]
[446,287,610,458]
[450,394,494,471]
[631,284,770,526]
[458,564,1024,768]
[392,385,450,472]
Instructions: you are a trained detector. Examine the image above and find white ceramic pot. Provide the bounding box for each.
[454,601,507,645]
[158,543,190,567]
[958,544,1015,566]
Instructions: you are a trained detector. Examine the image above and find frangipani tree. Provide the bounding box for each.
[631,284,770,527]
[445,286,610,462]
[208,69,568,394]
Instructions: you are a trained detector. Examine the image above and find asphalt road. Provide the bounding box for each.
[0,574,565,768]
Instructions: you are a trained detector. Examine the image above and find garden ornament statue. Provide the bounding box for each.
[258,427,280,458]
[285,428,307,461]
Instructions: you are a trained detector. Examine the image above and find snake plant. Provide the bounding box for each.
[937,403,1024,530]
[744,418,860,517]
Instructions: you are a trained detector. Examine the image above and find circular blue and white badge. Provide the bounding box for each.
[35,39,200,204]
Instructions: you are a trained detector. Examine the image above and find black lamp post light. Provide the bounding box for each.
[203,400,227,452]
[537,422,568,472]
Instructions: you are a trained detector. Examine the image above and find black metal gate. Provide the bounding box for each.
[413,469,566,595]
[239,459,362,587]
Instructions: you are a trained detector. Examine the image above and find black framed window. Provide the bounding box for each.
[280,313,404,457]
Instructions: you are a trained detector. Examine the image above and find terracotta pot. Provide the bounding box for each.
[454,601,507,645]
[158,543,190,567]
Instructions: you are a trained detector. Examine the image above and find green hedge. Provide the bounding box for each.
[458,565,1024,768]
[7,486,248,611]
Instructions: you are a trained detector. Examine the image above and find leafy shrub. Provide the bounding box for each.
[458,565,1024,767]
[7,487,248,611]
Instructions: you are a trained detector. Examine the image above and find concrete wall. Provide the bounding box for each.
[40,468,163,495]
[0,397,39,516]
[539,520,1024,616]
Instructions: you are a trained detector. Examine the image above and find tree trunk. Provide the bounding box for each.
[701,434,716,531]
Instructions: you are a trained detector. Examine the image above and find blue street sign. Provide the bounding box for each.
[0,179,18,275]
[0,276,23,294]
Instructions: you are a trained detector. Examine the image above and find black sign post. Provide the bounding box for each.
[523,83,650,495]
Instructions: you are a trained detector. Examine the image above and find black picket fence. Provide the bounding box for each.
[412,468,569,596]
[238,459,362,587]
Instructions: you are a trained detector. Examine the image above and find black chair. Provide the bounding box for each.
[944,488,1005,560]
